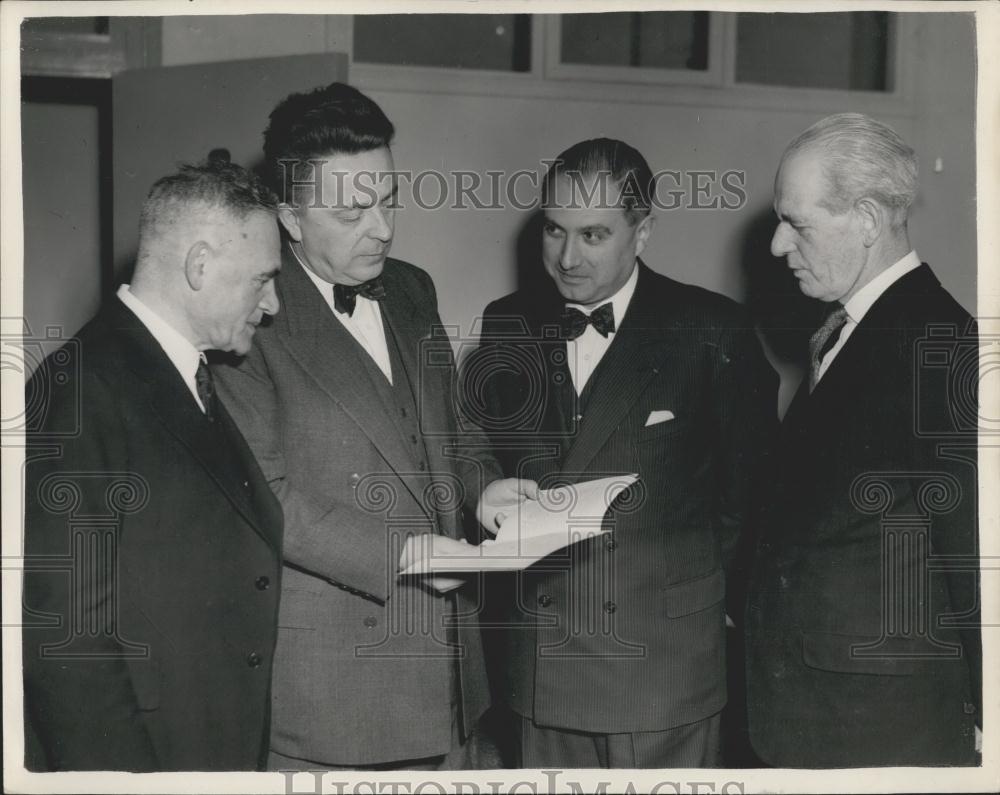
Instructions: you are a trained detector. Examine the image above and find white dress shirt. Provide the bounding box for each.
[292,248,393,384]
[814,250,922,385]
[566,262,639,393]
[117,284,208,412]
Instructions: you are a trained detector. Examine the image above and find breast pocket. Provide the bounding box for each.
[636,416,689,443]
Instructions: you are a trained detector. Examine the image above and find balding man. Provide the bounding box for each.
[22,159,284,771]
[745,113,981,766]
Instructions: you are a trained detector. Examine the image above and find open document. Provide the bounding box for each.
[400,474,639,574]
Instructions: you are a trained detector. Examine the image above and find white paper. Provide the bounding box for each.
[400,474,639,574]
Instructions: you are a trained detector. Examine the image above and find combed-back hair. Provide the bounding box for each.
[782,112,917,227]
[263,82,395,200]
[137,152,277,251]
[542,138,654,225]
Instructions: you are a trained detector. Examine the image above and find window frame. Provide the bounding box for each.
[350,12,916,116]
[543,11,725,87]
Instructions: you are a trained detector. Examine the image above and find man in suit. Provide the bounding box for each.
[745,113,981,766]
[22,158,284,771]
[467,138,778,767]
[213,82,534,770]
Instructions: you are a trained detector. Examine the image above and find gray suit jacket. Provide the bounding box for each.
[214,249,501,765]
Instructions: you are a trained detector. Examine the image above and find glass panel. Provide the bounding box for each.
[353,14,531,71]
[736,12,890,91]
[22,17,110,36]
[560,12,709,71]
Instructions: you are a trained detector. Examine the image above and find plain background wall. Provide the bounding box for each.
[21,102,102,349]
[22,12,977,393]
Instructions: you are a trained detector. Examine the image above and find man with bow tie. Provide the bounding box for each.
[745,113,981,767]
[468,138,777,767]
[212,82,534,770]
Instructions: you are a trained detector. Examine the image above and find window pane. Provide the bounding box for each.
[353,14,531,72]
[561,12,709,71]
[736,12,890,91]
[22,17,110,36]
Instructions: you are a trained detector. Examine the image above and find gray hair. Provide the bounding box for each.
[138,154,277,254]
[782,112,917,227]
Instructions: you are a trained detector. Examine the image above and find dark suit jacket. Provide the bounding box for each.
[473,261,777,733]
[745,263,981,767]
[213,251,502,765]
[22,298,283,771]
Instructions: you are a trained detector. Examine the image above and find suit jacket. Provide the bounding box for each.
[212,251,502,765]
[473,261,778,733]
[22,298,283,771]
[745,263,981,767]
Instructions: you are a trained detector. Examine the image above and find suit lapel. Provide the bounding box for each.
[111,302,277,549]
[561,263,674,478]
[276,251,427,511]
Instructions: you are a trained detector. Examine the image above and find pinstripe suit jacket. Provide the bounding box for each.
[474,261,777,732]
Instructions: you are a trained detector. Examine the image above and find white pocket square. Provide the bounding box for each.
[644,410,675,427]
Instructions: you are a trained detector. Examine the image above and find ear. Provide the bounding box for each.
[634,214,655,258]
[854,197,882,248]
[184,241,211,291]
[277,204,303,242]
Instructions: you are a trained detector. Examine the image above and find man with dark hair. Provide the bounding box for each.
[22,159,284,771]
[213,82,535,770]
[468,138,777,767]
[745,113,981,767]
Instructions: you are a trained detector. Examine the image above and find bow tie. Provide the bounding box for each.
[559,303,615,340]
[333,277,386,317]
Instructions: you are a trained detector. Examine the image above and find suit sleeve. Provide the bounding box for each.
[912,321,981,724]
[710,316,779,616]
[22,368,158,771]
[213,342,396,603]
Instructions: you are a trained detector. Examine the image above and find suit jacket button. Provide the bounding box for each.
[964,702,976,714]
[246,651,262,668]
[242,479,252,491]
[538,594,552,607]
[349,473,361,488]
[363,616,378,628]
[603,601,617,614]
[255,576,270,590]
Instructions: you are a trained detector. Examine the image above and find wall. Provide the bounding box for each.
[21,101,103,346]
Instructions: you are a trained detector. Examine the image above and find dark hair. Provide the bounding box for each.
[542,138,654,225]
[137,156,276,251]
[263,82,395,198]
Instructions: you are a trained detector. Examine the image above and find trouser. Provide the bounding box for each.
[514,711,723,769]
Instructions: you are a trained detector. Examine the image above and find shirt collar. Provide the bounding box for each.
[566,260,639,330]
[117,284,204,380]
[843,250,921,324]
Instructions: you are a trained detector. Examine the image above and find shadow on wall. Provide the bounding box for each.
[513,210,551,297]
[739,205,826,416]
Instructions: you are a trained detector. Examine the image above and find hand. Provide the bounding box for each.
[476,477,540,534]
[398,534,474,593]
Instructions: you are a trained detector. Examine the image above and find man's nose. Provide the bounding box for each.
[771,223,793,257]
[560,237,582,270]
[260,280,280,316]
[368,205,393,241]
